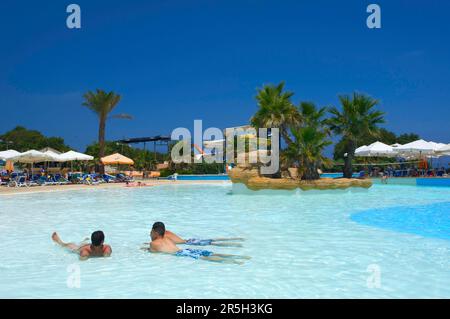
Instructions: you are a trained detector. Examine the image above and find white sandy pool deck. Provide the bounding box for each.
[0,180,228,196]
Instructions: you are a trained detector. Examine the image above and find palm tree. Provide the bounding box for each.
[82,89,131,170]
[283,102,331,180]
[250,82,301,146]
[298,102,328,128]
[284,127,332,180]
[327,93,385,178]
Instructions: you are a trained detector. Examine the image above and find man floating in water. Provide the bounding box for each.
[145,222,250,264]
[161,226,245,247]
[52,231,112,260]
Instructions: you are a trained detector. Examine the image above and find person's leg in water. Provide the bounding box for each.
[212,253,251,259]
[200,254,251,265]
[201,256,244,265]
[201,253,251,264]
[209,238,245,247]
[209,242,243,247]
[211,237,245,242]
[52,232,82,253]
[185,237,245,247]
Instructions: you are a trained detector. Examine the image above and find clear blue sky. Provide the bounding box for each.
[1,0,449,156]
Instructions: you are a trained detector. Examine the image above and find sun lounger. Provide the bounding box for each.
[102,174,117,183]
[54,174,70,185]
[115,173,133,183]
[7,176,28,188]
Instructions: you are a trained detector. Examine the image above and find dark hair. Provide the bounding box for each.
[91,230,105,246]
[152,222,165,237]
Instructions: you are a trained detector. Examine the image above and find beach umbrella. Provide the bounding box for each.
[435,143,450,156]
[354,145,369,156]
[355,141,395,157]
[395,139,435,157]
[6,150,59,177]
[6,150,57,163]
[101,153,134,165]
[429,142,449,153]
[42,150,65,162]
[60,150,94,161]
[0,149,20,161]
[60,150,94,172]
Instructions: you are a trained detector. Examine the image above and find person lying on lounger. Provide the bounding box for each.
[144,222,250,264]
[52,231,112,260]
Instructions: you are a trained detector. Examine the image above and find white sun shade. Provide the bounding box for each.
[0,150,21,161]
[355,141,395,157]
[5,150,58,163]
[395,139,435,154]
[59,150,94,161]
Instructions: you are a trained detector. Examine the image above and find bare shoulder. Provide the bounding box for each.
[103,245,112,256]
[150,241,162,252]
[165,230,175,238]
[79,247,90,259]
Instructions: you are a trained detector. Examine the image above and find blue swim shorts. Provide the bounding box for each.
[185,238,213,246]
[175,248,214,259]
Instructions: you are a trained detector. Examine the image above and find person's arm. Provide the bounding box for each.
[103,245,112,257]
[165,230,186,244]
[149,242,162,253]
[79,249,90,261]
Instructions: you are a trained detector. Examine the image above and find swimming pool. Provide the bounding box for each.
[175,174,229,181]
[320,173,360,178]
[0,183,449,298]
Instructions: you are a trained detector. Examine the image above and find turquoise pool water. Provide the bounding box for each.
[0,183,449,298]
[320,173,360,178]
[352,202,450,240]
[175,174,229,181]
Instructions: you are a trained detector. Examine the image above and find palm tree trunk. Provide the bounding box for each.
[98,116,106,174]
[281,127,292,146]
[302,162,320,180]
[343,140,355,178]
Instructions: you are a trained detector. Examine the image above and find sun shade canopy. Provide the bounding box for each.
[60,150,94,161]
[355,141,395,157]
[0,150,20,161]
[101,153,134,165]
[5,150,60,163]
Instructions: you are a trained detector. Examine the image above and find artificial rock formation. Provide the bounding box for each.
[228,165,372,191]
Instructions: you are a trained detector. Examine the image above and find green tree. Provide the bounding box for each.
[333,128,397,160]
[250,82,301,146]
[284,103,331,180]
[333,130,420,161]
[327,93,385,178]
[82,90,131,171]
[85,141,167,170]
[0,126,71,152]
[397,133,420,145]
